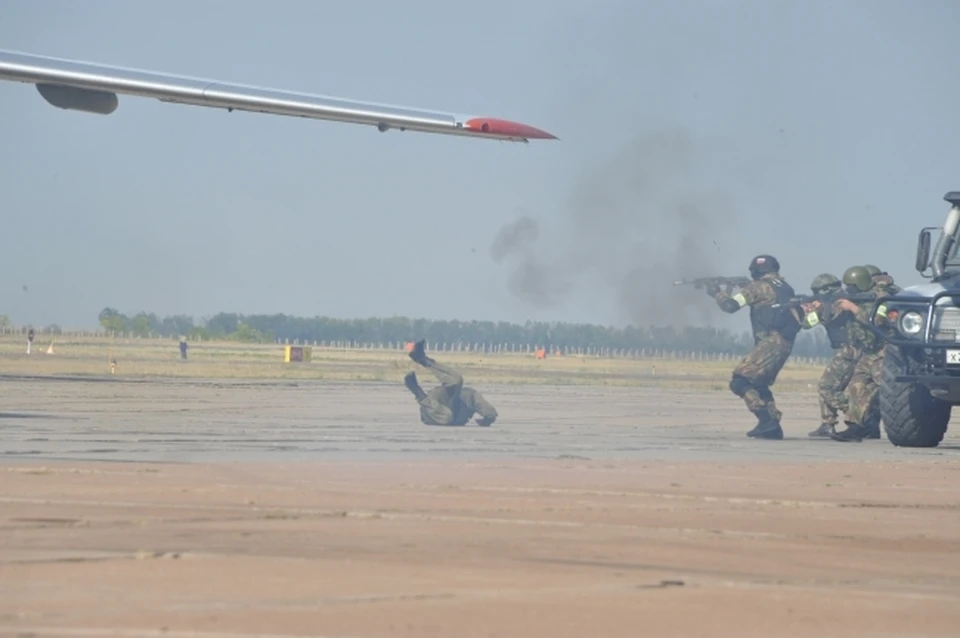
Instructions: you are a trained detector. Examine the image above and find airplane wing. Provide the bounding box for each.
[0,49,557,143]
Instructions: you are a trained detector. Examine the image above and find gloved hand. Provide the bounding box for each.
[705,282,721,297]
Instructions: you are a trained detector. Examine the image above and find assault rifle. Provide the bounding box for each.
[772,291,877,310]
[672,276,751,290]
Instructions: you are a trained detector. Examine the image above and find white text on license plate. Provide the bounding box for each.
[947,350,960,365]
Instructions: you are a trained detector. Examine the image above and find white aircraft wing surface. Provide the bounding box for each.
[0,49,557,143]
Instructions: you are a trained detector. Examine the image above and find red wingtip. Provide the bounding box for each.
[465,117,558,141]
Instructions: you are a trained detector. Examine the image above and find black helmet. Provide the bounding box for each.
[748,254,780,280]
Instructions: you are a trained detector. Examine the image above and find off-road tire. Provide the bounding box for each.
[879,345,952,447]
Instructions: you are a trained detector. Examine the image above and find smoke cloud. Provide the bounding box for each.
[491,129,741,327]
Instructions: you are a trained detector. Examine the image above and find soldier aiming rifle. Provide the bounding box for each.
[796,273,874,438]
[798,266,892,442]
[696,256,800,439]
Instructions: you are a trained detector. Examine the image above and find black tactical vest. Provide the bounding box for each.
[824,318,848,349]
[750,275,800,342]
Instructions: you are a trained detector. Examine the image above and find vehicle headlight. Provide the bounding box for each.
[899,311,924,336]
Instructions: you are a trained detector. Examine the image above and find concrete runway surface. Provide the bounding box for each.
[2,376,960,637]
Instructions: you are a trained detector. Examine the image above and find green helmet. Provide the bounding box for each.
[810,273,842,295]
[863,264,882,277]
[842,266,874,292]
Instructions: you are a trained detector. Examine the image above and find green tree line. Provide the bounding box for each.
[96,307,835,358]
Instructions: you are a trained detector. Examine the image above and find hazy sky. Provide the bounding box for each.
[2,0,959,330]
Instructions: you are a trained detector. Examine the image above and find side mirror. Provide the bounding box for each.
[916,229,932,273]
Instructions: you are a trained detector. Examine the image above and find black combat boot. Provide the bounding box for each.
[404,372,427,401]
[408,339,429,365]
[754,418,784,440]
[747,412,784,440]
[863,415,882,439]
[808,423,835,438]
[745,411,765,438]
[830,421,866,442]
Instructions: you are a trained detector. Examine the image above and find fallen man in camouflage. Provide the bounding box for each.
[403,339,499,426]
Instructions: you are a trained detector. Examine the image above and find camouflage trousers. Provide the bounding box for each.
[818,345,859,425]
[415,357,498,426]
[844,348,884,427]
[729,335,794,422]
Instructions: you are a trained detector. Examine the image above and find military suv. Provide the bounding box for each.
[876,191,960,447]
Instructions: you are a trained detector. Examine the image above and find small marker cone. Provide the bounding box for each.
[46,341,55,355]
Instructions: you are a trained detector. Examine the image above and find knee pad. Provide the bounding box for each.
[729,375,753,397]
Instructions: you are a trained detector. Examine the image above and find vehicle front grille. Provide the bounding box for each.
[931,306,960,342]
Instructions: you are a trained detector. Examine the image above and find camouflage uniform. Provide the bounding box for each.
[404,340,498,426]
[816,344,858,429]
[830,267,890,442]
[818,349,857,425]
[710,255,800,440]
[799,273,858,438]
[859,265,901,437]
[864,264,901,297]
[875,277,900,296]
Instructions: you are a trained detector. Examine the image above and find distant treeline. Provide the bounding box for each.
[94,307,834,358]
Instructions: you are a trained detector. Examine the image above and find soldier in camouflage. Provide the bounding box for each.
[708,254,801,440]
[403,339,499,427]
[807,266,891,442]
[864,264,901,296]
[860,264,900,436]
[800,273,859,438]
